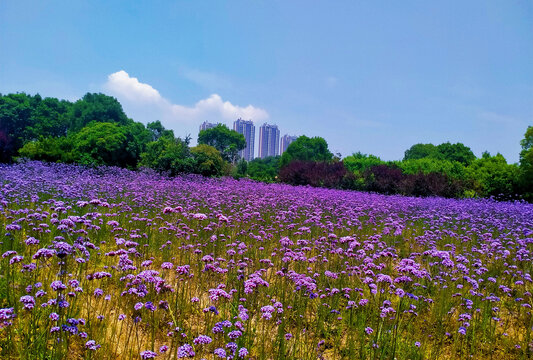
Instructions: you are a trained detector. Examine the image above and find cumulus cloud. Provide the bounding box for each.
[105,70,162,104]
[104,70,268,126]
[169,94,268,122]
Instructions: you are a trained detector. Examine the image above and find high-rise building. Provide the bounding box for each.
[280,134,298,155]
[233,118,255,161]
[258,123,280,158]
[199,121,217,132]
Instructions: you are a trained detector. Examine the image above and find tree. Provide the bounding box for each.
[234,158,248,179]
[397,158,466,180]
[247,156,280,182]
[70,122,135,167]
[139,135,193,176]
[403,143,438,161]
[198,124,245,163]
[343,152,385,174]
[436,142,476,165]
[68,93,130,133]
[147,120,174,141]
[0,93,35,162]
[18,136,74,163]
[465,153,519,198]
[519,126,533,200]
[403,142,476,165]
[24,97,71,140]
[280,135,333,168]
[190,144,225,177]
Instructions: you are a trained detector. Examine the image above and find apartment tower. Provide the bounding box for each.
[199,121,217,132]
[233,118,255,161]
[258,123,280,158]
[280,134,298,155]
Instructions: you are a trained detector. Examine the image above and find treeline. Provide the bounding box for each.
[0,92,227,176]
[256,136,532,201]
[1,92,532,201]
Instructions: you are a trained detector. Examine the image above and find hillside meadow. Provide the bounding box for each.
[0,161,532,359]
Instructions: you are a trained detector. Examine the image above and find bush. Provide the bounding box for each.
[279,160,349,189]
[190,144,225,177]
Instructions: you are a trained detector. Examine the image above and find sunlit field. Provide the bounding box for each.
[0,161,532,359]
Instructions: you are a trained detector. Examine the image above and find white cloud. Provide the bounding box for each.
[103,70,269,139]
[105,70,162,103]
[169,94,268,122]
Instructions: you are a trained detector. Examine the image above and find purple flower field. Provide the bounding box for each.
[0,161,532,359]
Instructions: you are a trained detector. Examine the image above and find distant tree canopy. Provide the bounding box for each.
[403,143,438,161]
[2,91,533,201]
[465,152,519,198]
[519,126,533,200]
[68,93,131,133]
[404,142,476,165]
[139,133,193,176]
[247,156,280,182]
[190,144,225,177]
[343,152,385,174]
[280,135,333,168]
[197,124,245,163]
[147,120,174,142]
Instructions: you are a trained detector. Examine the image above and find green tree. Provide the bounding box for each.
[18,136,74,163]
[147,120,174,141]
[280,135,333,168]
[436,142,476,165]
[24,97,71,141]
[519,126,533,200]
[0,93,35,162]
[403,143,438,161]
[397,158,466,180]
[247,156,280,182]
[198,124,245,163]
[68,93,130,133]
[343,152,385,174]
[70,122,132,167]
[465,152,519,198]
[139,135,193,175]
[190,144,225,177]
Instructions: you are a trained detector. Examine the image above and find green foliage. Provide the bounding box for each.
[2,90,533,201]
[404,142,476,165]
[519,126,533,200]
[403,143,438,161]
[234,158,248,179]
[0,93,40,162]
[247,156,280,182]
[23,96,70,140]
[139,135,193,176]
[68,93,131,133]
[436,142,476,165]
[465,152,519,198]
[396,158,466,180]
[190,144,225,177]
[343,152,385,174]
[147,120,174,141]
[280,135,333,168]
[70,122,131,167]
[198,124,245,163]
[18,136,74,163]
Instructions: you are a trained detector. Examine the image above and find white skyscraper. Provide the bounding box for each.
[233,118,255,161]
[259,123,280,158]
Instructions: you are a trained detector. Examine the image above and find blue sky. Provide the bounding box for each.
[1,1,532,162]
